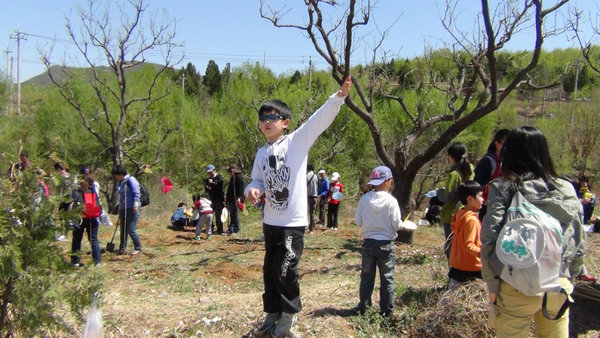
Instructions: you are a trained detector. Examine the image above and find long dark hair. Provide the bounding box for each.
[80,166,95,192]
[501,126,557,182]
[448,142,472,179]
[487,128,510,154]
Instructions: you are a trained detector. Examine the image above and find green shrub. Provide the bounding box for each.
[0,170,104,335]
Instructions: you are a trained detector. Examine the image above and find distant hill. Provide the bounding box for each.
[24,63,167,87]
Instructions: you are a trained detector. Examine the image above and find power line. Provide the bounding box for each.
[9,30,327,80]
[20,32,73,44]
[14,30,324,68]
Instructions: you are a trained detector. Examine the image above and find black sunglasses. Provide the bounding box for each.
[259,114,285,122]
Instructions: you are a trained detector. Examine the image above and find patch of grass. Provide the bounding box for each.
[398,285,441,308]
[398,252,431,265]
[53,206,600,336]
[353,307,409,337]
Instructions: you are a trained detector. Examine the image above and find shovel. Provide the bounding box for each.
[106,219,119,253]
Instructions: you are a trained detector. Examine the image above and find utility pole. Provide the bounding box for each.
[4,49,12,113]
[10,31,26,115]
[181,73,186,98]
[180,72,189,190]
[10,56,14,113]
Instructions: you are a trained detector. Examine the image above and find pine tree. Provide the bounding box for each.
[203,60,222,96]
[0,169,103,335]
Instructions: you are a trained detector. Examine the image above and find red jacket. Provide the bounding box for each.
[327,182,343,205]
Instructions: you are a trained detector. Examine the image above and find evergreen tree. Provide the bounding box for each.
[221,63,231,89]
[203,60,222,96]
[182,63,202,97]
[0,170,103,335]
[289,71,302,85]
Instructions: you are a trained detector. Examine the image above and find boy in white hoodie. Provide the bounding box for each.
[245,77,352,337]
[354,166,403,316]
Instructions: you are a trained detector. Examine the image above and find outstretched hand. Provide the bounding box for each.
[337,76,353,97]
[246,188,260,205]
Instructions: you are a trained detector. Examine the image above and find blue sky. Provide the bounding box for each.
[1,0,596,82]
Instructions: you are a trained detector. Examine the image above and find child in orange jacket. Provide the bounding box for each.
[448,180,483,289]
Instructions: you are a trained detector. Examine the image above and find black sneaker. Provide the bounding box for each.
[70,262,84,267]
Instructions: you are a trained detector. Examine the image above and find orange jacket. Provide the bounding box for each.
[449,207,482,272]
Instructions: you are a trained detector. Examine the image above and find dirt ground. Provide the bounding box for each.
[61,207,600,337]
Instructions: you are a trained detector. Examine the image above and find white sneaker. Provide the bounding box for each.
[131,250,141,255]
[55,235,67,242]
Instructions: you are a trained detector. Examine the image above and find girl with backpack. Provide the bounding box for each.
[70,168,102,267]
[481,126,586,337]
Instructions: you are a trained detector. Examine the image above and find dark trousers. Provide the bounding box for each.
[212,201,224,233]
[318,197,327,224]
[71,218,101,265]
[227,201,240,233]
[307,196,317,231]
[448,267,482,283]
[263,224,305,314]
[359,239,395,314]
[443,222,452,258]
[171,218,187,228]
[327,202,340,228]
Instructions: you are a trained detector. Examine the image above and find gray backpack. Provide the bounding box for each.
[495,188,569,319]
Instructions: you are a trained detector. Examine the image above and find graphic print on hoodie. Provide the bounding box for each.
[263,152,290,211]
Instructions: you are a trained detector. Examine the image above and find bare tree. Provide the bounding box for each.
[260,0,571,214]
[569,4,600,74]
[41,0,182,208]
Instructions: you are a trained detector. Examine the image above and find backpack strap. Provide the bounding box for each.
[541,289,570,320]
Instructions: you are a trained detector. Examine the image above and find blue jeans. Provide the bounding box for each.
[71,218,101,265]
[359,239,395,314]
[119,208,141,251]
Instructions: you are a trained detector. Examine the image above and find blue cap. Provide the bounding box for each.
[368,166,393,186]
[206,164,215,173]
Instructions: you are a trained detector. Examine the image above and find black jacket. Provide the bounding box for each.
[205,173,225,203]
[226,173,245,204]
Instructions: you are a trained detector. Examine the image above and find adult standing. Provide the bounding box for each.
[439,142,474,258]
[70,171,102,267]
[317,169,329,226]
[306,162,318,233]
[111,165,142,255]
[226,164,245,235]
[473,129,509,220]
[205,164,225,234]
[481,126,584,337]
[327,172,343,230]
